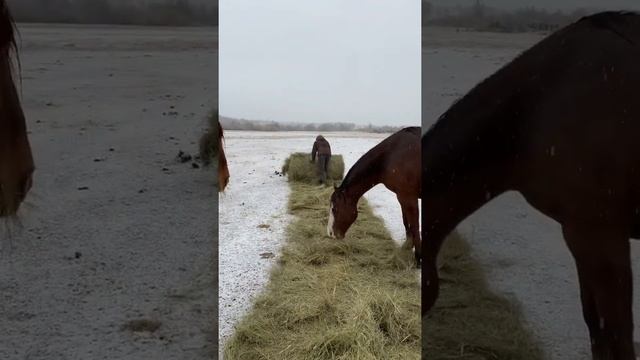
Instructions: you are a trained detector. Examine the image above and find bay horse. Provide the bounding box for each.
[0,1,34,218]
[216,121,229,192]
[328,127,421,267]
[200,110,229,192]
[424,11,640,359]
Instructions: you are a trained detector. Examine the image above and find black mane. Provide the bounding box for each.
[340,126,419,190]
[0,1,16,55]
[580,11,640,45]
[0,0,19,84]
[423,11,640,147]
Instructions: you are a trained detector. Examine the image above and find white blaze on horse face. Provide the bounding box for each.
[327,203,335,238]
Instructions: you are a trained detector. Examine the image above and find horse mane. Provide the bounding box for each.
[423,11,640,181]
[0,1,20,84]
[425,11,640,135]
[0,2,16,55]
[339,127,419,191]
[579,11,640,45]
[422,11,640,197]
[339,157,375,192]
[402,126,421,137]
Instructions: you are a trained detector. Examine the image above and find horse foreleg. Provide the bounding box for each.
[563,224,635,360]
[401,204,409,239]
[398,194,421,268]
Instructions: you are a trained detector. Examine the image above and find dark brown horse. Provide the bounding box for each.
[328,127,421,267]
[217,121,229,192]
[0,1,33,218]
[200,110,229,192]
[424,12,640,359]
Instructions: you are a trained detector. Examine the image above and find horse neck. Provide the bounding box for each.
[341,151,383,201]
[424,172,508,257]
[423,95,518,262]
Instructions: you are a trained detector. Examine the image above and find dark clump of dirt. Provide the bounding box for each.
[121,319,162,333]
[176,150,192,163]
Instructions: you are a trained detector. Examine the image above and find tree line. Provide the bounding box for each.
[423,0,593,33]
[7,0,218,26]
[220,117,405,134]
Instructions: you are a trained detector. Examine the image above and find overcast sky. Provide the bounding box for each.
[429,0,640,11]
[220,0,420,127]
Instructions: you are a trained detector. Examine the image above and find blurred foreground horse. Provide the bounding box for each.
[424,11,640,360]
[0,1,34,218]
[200,111,229,192]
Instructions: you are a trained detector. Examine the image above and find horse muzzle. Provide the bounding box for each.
[327,225,344,239]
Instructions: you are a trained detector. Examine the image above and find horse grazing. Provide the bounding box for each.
[328,127,421,267]
[0,1,34,218]
[424,11,640,359]
[200,111,229,192]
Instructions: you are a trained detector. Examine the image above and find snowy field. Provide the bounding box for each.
[424,26,640,359]
[0,24,217,359]
[218,130,420,354]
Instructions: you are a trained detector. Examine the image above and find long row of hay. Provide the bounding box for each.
[282,152,344,184]
[223,180,421,359]
[424,233,543,360]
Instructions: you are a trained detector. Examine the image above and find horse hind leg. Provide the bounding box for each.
[400,203,409,241]
[562,223,635,360]
[398,195,421,268]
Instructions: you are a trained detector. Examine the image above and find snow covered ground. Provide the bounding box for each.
[0,24,217,359]
[218,130,420,355]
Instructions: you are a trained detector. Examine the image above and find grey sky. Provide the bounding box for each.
[220,0,420,127]
[429,0,640,11]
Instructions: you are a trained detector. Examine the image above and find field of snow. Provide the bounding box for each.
[0,24,217,359]
[218,130,420,354]
[424,26,640,359]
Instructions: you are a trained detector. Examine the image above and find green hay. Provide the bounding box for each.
[224,182,420,360]
[282,153,345,184]
[424,233,544,360]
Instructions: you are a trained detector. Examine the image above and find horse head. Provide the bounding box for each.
[0,2,34,217]
[327,187,358,239]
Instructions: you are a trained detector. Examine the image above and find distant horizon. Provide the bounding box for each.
[427,0,640,12]
[220,114,416,129]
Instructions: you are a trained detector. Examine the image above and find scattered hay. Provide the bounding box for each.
[282,153,344,184]
[224,183,420,359]
[423,233,543,360]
